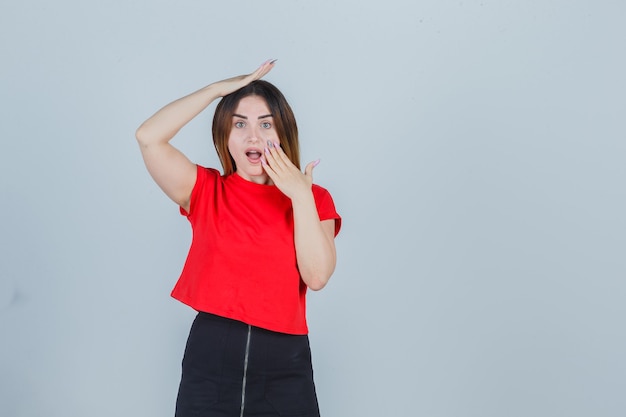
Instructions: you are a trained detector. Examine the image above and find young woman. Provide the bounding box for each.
[136,60,341,417]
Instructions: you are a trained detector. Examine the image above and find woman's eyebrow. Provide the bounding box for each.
[232,114,273,119]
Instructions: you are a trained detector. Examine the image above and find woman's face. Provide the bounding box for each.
[228,95,279,184]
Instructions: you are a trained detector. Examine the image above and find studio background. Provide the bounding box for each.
[1,1,624,416]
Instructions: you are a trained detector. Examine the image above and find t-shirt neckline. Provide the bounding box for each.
[228,172,283,194]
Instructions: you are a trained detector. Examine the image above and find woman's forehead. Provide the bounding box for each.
[234,95,271,115]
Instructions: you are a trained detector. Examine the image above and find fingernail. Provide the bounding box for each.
[261,156,267,165]
[274,141,280,149]
[313,159,321,167]
[264,147,270,154]
[267,140,273,148]
[269,59,277,64]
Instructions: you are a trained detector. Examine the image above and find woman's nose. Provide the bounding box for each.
[248,127,263,142]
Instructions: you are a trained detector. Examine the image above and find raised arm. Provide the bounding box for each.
[262,144,337,290]
[135,60,276,211]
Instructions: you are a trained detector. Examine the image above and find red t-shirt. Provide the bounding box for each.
[171,165,341,335]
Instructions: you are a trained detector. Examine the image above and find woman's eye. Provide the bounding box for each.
[235,121,245,128]
[261,122,271,129]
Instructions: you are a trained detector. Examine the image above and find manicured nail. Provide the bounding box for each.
[274,141,280,149]
[269,59,278,64]
[267,140,273,148]
[264,147,270,154]
[261,156,267,165]
[313,159,321,167]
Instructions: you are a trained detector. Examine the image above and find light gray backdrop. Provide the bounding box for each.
[1,1,624,416]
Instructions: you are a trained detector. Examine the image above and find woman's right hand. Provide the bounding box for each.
[212,59,276,97]
[135,60,276,211]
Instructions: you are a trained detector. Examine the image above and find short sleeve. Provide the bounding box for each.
[179,165,220,218]
[312,185,342,236]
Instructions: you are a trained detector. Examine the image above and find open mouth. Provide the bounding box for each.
[245,149,263,163]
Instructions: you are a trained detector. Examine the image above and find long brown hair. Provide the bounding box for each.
[212,80,300,176]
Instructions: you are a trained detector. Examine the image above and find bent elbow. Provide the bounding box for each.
[299,254,336,291]
[305,271,333,291]
[308,280,327,291]
[135,124,149,146]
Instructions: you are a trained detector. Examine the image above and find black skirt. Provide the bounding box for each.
[175,312,321,417]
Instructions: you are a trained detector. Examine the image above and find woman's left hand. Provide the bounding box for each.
[261,141,319,201]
